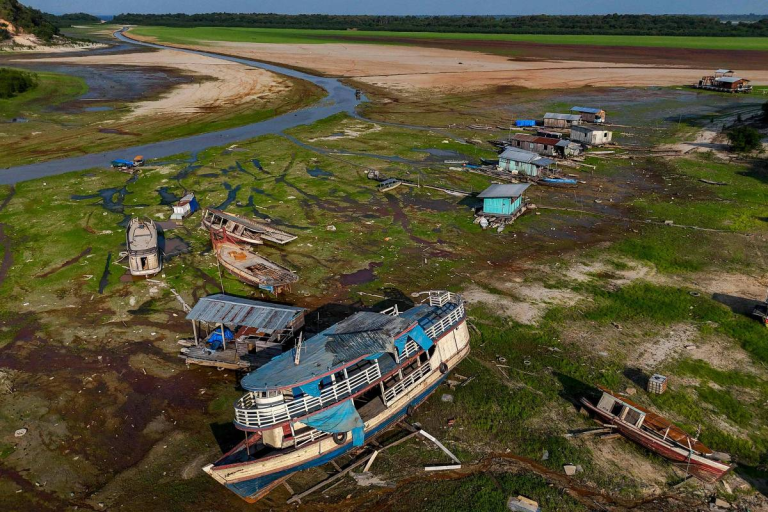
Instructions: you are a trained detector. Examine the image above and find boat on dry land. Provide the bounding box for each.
[126,217,162,277]
[202,208,297,245]
[203,291,469,502]
[212,230,298,294]
[581,387,731,482]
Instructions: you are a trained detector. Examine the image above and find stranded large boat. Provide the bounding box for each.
[203,291,469,502]
[212,229,298,294]
[126,217,162,277]
[581,387,731,482]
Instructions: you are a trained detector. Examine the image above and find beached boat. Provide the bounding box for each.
[202,208,297,245]
[580,387,731,482]
[212,230,298,294]
[203,291,469,502]
[126,217,162,277]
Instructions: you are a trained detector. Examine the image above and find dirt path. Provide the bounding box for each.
[129,34,768,93]
[22,49,292,119]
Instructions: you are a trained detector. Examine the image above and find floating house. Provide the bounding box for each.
[181,294,306,370]
[695,69,752,93]
[202,209,297,245]
[497,148,554,177]
[203,291,469,502]
[570,126,613,146]
[570,106,606,124]
[126,218,162,277]
[478,183,530,217]
[507,134,582,158]
[171,193,200,221]
[543,113,582,129]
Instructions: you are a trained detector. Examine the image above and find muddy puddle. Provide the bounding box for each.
[162,236,191,260]
[340,261,383,286]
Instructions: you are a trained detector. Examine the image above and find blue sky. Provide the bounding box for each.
[28,0,768,16]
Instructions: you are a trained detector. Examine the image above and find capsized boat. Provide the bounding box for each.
[212,229,298,294]
[202,208,297,245]
[580,387,731,482]
[126,217,162,277]
[203,291,469,502]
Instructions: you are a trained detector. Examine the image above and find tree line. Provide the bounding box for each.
[0,0,59,41]
[44,12,102,28]
[111,13,768,36]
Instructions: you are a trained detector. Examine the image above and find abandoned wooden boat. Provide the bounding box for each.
[581,387,731,482]
[377,178,402,192]
[126,217,162,277]
[202,208,297,245]
[203,291,469,502]
[212,230,298,294]
[180,294,306,370]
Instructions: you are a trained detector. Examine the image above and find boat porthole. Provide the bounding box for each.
[332,432,347,445]
[439,362,448,374]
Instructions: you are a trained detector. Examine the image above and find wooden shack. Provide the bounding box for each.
[570,125,613,146]
[478,183,530,217]
[507,134,559,157]
[543,113,582,129]
[181,294,306,370]
[497,148,554,177]
[570,106,606,124]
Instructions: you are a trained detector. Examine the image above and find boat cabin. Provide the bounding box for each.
[181,294,306,370]
[596,392,646,429]
[126,218,161,277]
[171,193,200,221]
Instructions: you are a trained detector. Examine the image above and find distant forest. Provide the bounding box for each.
[44,12,101,28]
[111,13,768,36]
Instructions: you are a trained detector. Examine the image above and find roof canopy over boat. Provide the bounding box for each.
[240,310,433,392]
[186,294,305,333]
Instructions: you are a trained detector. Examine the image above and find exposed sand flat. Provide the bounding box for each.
[24,49,292,118]
[131,37,768,92]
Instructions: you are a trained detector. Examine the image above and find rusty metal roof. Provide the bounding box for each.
[186,294,305,333]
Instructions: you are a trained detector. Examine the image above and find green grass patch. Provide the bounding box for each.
[0,68,86,119]
[131,26,768,51]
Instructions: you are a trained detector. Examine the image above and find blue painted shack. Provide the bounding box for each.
[497,148,554,177]
[478,183,530,217]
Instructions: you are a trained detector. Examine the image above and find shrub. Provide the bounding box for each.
[0,68,38,99]
[726,125,762,153]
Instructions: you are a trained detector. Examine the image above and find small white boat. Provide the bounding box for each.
[126,218,161,277]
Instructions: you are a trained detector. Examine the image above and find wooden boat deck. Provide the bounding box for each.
[205,209,297,245]
[127,218,158,254]
[218,242,298,287]
[182,345,280,370]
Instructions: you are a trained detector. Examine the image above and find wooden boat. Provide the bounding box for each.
[126,218,161,277]
[202,208,297,245]
[580,387,731,482]
[203,291,469,502]
[377,178,402,192]
[212,230,298,294]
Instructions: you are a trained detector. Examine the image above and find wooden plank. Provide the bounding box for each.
[330,460,342,472]
[417,430,461,465]
[363,450,379,473]
[424,464,462,471]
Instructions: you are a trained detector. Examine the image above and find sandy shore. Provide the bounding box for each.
[22,49,292,118]
[131,36,768,93]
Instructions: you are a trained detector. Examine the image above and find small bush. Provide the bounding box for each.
[726,125,762,153]
[0,68,38,99]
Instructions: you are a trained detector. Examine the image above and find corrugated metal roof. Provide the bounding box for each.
[478,183,531,198]
[544,113,582,121]
[499,148,542,164]
[186,294,305,333]
[714,77,745,83]
[715,69,733,74]
[571,106,603,114]
[240,311,417,391]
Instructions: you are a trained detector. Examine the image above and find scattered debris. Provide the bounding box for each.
[326,225,337,232]
[699,179,728,186]
[563,463,577,476]
[14,428,27,437]
[417,428,461,471]
[440,394,454,403]
[507,496,541,512]
[350,471,390,487]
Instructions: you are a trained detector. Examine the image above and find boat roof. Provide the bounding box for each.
[241,311,416,391]
[478,183,530,199]
[544,113,582,121]
[127,218,157,251]
[714,76,746,83]
[186,294,305,333]
[571,106,603,114]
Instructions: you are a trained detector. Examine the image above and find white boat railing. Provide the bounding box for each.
[424,303,465,340]
[292,428,328,448]
[400,339,420,361]
[383,362,432,405]
[235,360,382,429]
